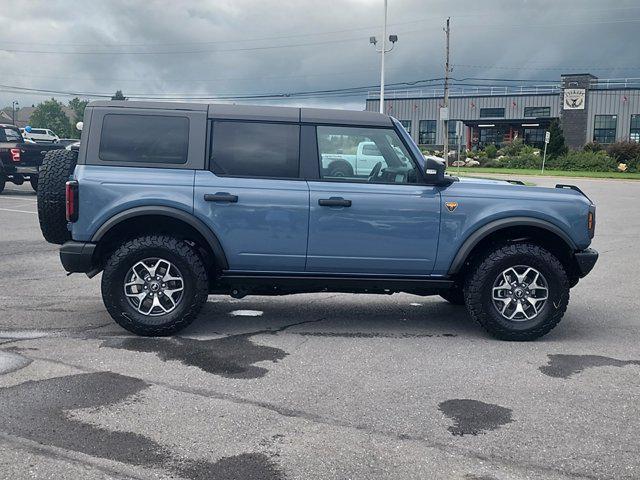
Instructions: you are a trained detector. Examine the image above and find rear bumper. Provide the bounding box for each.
[60,241,97,273]
[574,248,598,277]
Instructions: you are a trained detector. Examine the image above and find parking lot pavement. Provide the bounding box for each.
[0,177,638,480]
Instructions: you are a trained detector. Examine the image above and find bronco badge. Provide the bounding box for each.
[445,201,458,212]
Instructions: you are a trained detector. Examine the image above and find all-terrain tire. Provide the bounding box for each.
[30,175,38,192]
[37,149,77,244]
[0,177,5,194]
[101,235,209,336]
[464,243,569,341]
[440,287,465,305]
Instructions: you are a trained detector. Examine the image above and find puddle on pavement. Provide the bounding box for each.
[0,351,32,374]
[102,334,287,379]
[0,372,283,479]
[539,354,640,379]
[438,399,512,436]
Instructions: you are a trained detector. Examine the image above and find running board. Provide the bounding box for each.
[212,273,453,297]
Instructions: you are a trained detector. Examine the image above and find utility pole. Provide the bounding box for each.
[370,0,397,114]
[11,101,19,125]
[380,0,387,113]
[442,17,451,164]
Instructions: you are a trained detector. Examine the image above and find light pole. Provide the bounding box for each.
[370,0,397,114]
[11,101,19,125]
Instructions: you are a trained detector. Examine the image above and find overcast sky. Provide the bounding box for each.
[1,0,639,110]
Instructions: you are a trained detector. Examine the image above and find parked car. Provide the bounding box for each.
[0,124,65,193]
[20,127,59,144]
[57,138,80,147]
[36,101,598,340]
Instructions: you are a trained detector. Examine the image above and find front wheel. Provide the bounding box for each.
[101,235,209,336]
[464,243,569,341]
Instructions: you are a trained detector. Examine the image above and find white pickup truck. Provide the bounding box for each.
[321,141,409,177]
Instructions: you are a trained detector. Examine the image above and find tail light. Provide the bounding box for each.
[66,181,79,222]
[10,148,20,162]
[587,206,596,239]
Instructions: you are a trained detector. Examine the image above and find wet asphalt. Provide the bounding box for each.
[0,175,638,480]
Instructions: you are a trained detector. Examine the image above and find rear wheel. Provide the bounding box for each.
[37,149,77,244]
[0,177,5,194]
[30,175,38,192]
[327,161,354,178]
[101,235,209,336]
[464,243,569,341]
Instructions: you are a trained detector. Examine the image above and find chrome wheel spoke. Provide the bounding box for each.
[124,257,184,317]
[492,265,549,322]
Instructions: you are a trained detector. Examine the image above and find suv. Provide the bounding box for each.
[36,101,598,340]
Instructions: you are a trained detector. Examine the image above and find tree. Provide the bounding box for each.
[111,90,126,100]
[29,98,72,138]
[548,119,568,158]
[68,97,89,122]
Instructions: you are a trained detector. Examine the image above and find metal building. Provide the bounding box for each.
[365,73,640,151]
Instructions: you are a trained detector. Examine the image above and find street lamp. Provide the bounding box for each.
[370,0,397,114]
[11,101,19,125]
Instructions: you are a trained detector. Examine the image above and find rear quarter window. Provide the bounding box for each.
[99,114,189,164]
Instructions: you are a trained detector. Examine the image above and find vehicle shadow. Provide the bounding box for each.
[179,293,486,340]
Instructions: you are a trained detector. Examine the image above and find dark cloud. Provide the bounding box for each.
[0,0,638,109]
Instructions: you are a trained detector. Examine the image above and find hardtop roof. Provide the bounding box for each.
[87,101,392,126]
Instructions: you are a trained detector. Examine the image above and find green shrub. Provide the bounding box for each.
[549,151,617,172]
[484,144,498,159]
[504,153,542,169]
[583,141,604,152]
[500,138,525,156]
[606,141,640,165]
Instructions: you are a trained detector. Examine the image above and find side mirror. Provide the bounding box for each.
[423,157,451,185]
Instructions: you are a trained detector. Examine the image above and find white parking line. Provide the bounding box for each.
[0,207,37,215]
[0,196,37,201]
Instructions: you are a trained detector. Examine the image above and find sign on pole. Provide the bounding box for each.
[541,130,550,174]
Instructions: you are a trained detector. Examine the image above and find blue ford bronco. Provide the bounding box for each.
[36,101,598,340]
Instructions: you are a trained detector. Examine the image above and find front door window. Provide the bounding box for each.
[316,126,420,184]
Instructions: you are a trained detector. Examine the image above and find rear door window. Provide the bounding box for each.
[99,114,189,164]
[210,121,300,178]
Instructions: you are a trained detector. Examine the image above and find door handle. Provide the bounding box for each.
[318,197,351,207]
[204,192,238,203]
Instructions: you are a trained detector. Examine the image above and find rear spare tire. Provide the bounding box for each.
[37,149,77,245]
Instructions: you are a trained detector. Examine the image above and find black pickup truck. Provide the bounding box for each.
[0,124,64,193]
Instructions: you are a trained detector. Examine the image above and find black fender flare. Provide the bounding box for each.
[448,217,577,275]
[91,206,229,270]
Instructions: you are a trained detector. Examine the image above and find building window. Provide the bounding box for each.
[593,115,617,144]
[524,107,551,118]
[479,128,502,146]
[479,108,505,118]
[524,128,546,147]
[631,115,640,142]
[211,121,300,178]
[448,122,459,146]
[418,120,436,144]
[399,120,411,132]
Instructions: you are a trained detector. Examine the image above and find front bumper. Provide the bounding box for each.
[60,241,97,274]
[574,248,598,277]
